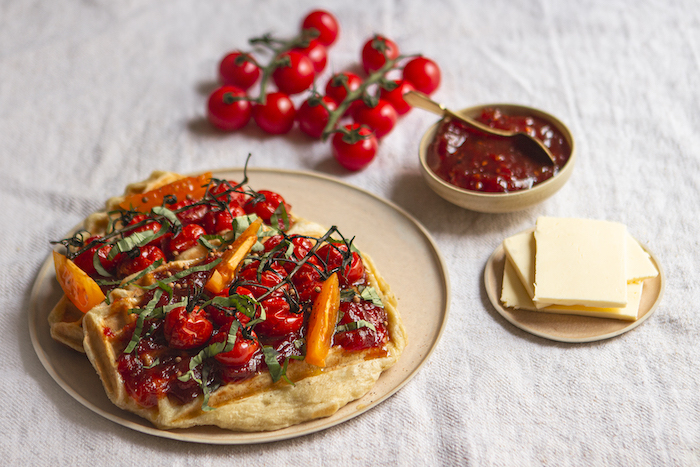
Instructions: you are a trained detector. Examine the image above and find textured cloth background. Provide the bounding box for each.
[1,0,698,465]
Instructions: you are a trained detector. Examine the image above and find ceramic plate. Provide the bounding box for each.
[484,230,664,343]
[29,168,450,444]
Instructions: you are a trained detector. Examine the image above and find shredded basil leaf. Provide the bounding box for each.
[360,286,384,308]
[336,320,376,333]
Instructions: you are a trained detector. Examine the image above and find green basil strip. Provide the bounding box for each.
[92,250,114,278]
[124,289,164,353]
[96,258,165,287]
[270,202,290,232]
[151,206,181,230]
[336,319,376,333]
[360,286,384,308]
[143,357,160,369]
[205,294,260,320]
[262,346,285,383]
[138,259,222,290]
[107,230,156,260]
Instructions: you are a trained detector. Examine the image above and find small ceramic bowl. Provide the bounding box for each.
[418,103,575,213]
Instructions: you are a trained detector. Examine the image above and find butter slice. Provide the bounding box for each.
[626,236,658,283]
[501,258,642,321]
[533,217,628,308]
[503,231,536,298]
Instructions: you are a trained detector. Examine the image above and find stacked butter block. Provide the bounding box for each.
[500,217,658,321]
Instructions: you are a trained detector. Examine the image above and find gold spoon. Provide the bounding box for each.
[403,91,557,165]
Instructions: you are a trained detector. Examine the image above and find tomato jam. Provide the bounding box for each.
[426,108,571,193]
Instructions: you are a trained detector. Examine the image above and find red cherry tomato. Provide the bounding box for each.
[264,235,315,272]
[238,261,288,298]
[352,99,398,139]
[325,72,363,106]
[297,95,337,139]
[334,300,388,351]
[213,323,260,367]
[402,56,441,95]
[380,79,415,115]
[201,205,246,234]
[316,243,365,286]
[126,214,162,246]
[361,35,399,75]
[163,306,213,350]
[301,10,339,46]
[165,223,206,258]
[218,51,260,91]
[73,236,116,277]
[272,51,315,95]
[207,86,252,131]
[253,92,296,134]
[255,296,304,337]
[117,245,165,277]
[169,199,209,226]
[244,189,291,225]
[331,124,379,171]
[291,261,323,302]
[294,39,327,74]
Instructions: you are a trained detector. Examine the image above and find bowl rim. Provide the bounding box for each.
[418,103,576,201]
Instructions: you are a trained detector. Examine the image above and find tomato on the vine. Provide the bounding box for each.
[116,245,165,277]
[272,51,315,95]
[72,236,116,277]
[255,296,304,337]
[380,79,415,115]
[244,189,291,225]
[164,223,206,258]
[293,39,327,74]
[297,95,337,139]
[331,124,379,171]
[253,92,296,134]
[218,51,260,91]
[213,323,260,367]
[361,35,399,74]
[163,306,213,350]
[301,10,339,46]
[402,56,441,95]
[325,72,363,106]
[352,99,398,139]
[207,86,252,131]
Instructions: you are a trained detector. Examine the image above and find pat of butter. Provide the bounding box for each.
[626,236,658,283]
[501,259,643,321]
[533,217,628,308]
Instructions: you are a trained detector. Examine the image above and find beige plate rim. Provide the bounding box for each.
[29,167,451,444]
[484,228,665,343]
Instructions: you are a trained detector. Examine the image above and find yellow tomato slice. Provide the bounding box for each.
[118,172,212,212]
[204,218,263,294]
[304,272,340,367]
[53,251,106,313]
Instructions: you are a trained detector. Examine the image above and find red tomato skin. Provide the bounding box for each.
[361,35,399,75]
[73,236,116,277]
[402,57,441,95]
[272,51,315,95]
[297,96,337,139]
[207,86,252,131]
[380,79,415,115]
[117,245,165,277]
[163,306,214,350]
[294,39,327,74]
[324,72,363,106]
[301,10,339,46]
[164,223,206,258]
[352,99,398,139]
[255,296,304,337]
[212,324,260,367]
[218,51,260,91]
[253,92,296,135]
[244,190,291,225]
[331,124,379,171]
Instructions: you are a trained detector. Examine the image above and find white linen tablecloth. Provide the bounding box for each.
[2,0,698,465]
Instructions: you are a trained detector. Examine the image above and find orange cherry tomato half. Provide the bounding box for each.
[304,272,340,367]
[118,172,212,212]
[53,251,106,313]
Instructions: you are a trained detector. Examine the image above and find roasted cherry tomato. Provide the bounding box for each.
[361,35,399,74]
[380,79,415,115]
[253,92,296,134]
[264,235,314,272]
[207,85,252,131]
[117,245,165,277]
[293,39,327,74]
[237,261,288,299]
[297,95,337,139]
[163,305,213,350]
[334,300,388,351]
[352,99,398,139]
[325,71,362,106]
[255,296,304,337]
[201,205,246,234]
[244,190,291,225]
[272,51,315,95]
[126,214,163,247]
[218,51,260,91]
[301,9,339,46]
[72,236,116,277]
[165,223,205,258]
[213,323,260,367]
[331,124,378,171]
[402,56,441,95]
[316,243,365,286]
[169,199,209,226]
[291,261,323,302]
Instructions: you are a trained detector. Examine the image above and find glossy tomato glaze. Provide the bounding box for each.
[88,180,392,408]
[426,108,571,193]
